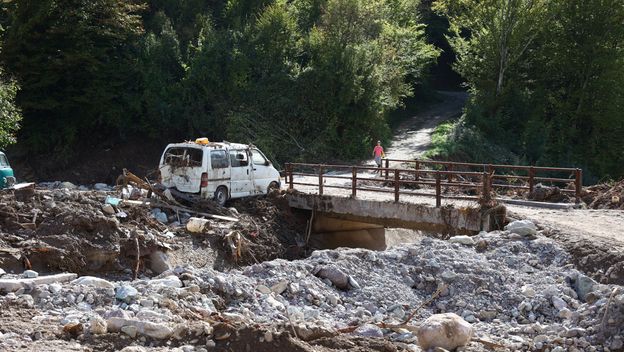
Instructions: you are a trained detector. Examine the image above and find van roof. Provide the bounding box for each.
[166,141,250,150]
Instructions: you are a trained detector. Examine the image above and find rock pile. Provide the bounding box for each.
[0,219,622,351]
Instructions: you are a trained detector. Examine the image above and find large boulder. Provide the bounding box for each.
[417,313,473,350]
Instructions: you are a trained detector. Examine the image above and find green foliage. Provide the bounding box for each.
[437,0,624,180]
[0,0,438,165]
[0,72,21,148]
[1,0,144,154]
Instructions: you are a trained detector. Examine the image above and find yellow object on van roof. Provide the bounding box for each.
[195,137,209,145]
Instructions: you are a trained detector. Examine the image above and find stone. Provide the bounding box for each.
[315,266,349,290]
[106,317,173,339]
[271,280,289,295]
[552,296,567,310]
[611,337,623,350]
[0,268,6,276]
[186,217,211,233]
[89,316,107,335]
[448,236,475,246]
[94,183,109,191]
[115,285,139,302]
[102,204,115,215]
[148,275,182,288]
[23,270,38,278]
[72,276,115,290]
[417,313,473,351]
[504,220,537,237]
[121,325,138,338]
[60,182,77,190]
[521,285,536,298]
[149,251,172,275]
[257,285,271,294]
[354,324,383,338]
[0,273,77,292]
[120,347,147,352]
[573,274,597,302]
[264,331,273,343]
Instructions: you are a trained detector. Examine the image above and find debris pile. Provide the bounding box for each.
[0,216,622,351]
[582,179,624,209]
[0,184,305,278]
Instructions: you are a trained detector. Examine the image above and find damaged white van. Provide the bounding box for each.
[158,139,281,206]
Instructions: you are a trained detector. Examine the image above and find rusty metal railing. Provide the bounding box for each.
[284,159,583,207]
[383,158,582,204]
[284,163,493,207]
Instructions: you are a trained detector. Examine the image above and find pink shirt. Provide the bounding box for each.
[373,145,384,157]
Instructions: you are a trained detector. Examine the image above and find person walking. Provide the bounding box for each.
[372,140,385,175]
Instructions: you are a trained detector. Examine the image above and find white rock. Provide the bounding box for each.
[504,220,537,236]
[148,275,182,288]
[0,268,6,276]
[121,325,138,338]
[521,285,536,298]
[271,280,288,295]
[89,316,107,335]
[0,273,77,292]
[60,182,77,189]
[315,266,349,290]
[417,313,473,351]
[106,317,173,339]
[23,270,39,278]
[448,236,475,245]
[72,276,115,289]
[256,285,271,294]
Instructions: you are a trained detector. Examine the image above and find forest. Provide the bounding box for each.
[0,0,623,180]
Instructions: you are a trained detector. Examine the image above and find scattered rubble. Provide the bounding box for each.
[582,179,624,209]
[0,212,622,351]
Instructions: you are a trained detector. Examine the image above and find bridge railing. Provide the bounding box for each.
[284,163,493,207]
[383,158,582,204]
[284,159,582,206]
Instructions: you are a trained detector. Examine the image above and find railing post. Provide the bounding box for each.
[482,172,491,203]
[487,164,494,190]
[447,164,453,183]
[435,171,441,207]
[352,167,357,198]
[318,165,324,195]
[385,159,389,180]
[394,169,400,203]
[528,166,535,195]
[575,168,582,204]
[415,161,420,182]
[287,163,293,190]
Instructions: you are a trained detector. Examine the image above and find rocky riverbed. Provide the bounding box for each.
[0,213,622,351]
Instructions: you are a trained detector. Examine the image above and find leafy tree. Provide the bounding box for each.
[0,71,21,148]
[1,0,144,154]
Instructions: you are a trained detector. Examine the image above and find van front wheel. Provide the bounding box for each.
[267,181,279,194]
[214,186,228,206]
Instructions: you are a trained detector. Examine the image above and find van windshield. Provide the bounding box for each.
[0,154,8,167]
[164,147,203,167]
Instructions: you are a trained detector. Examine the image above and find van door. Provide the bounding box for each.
[205,149,230,197]
[250,148,272,194]
[229,149,253,197]
[160,146,205,193]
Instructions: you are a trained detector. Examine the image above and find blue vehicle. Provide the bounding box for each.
[0,151,15,189]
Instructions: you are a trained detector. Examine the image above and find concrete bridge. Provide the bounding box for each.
[282,160,581,249]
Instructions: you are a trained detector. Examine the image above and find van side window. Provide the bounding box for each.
[164,147,203,167]
[251,149,267,165]
[230,150,249,167]
[211,150,229,169]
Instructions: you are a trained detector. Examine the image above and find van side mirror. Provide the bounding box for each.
[265,160,270,166]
